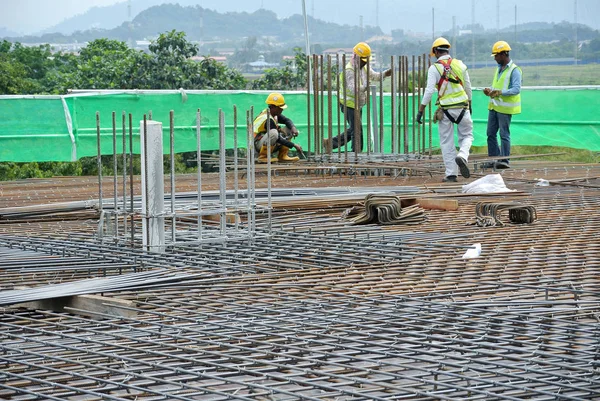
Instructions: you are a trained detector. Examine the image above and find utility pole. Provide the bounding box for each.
[301,0,312,91]
[574,0,578,65]
[360,15,364,42]
[432,8,435,41]
[471,0,475,68]
[452,16,456,56]
[514,5,517,44]
[127,0,133,48]
[496,0,500,40]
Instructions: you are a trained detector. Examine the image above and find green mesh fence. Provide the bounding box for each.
[0,88,598,162]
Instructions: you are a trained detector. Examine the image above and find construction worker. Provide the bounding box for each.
[483,41,522,169]
[416,37,473,183]
[323,42,392,153]
[253,92,303,163]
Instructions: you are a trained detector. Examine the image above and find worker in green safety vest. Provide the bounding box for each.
[483,40,522,169]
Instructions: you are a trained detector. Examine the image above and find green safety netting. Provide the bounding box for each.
[0,87,599,162]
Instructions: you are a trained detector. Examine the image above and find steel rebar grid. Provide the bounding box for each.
[2,279,599,400]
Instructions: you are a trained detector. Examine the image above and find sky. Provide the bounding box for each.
[1,0,599,36]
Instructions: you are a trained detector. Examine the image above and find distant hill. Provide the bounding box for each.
[6,4,382,46]
[0,27,20,37]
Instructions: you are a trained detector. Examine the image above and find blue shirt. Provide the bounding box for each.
[497,60,522,96]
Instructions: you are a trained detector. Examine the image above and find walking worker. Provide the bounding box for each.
[323,42,392,153]
[483,40,522,169]
[253,92,303,163]
[416,37,473,183]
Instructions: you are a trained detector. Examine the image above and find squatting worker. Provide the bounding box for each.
[323,42,392,153]
[483,40,522,169]
[253,92,303,163]
[416,37,473,183]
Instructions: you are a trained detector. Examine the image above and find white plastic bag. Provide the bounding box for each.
[462,174,515,194]
[462,243,482,259]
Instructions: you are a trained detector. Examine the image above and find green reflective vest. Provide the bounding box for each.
[489,63,522,115]
[434,58,469,107]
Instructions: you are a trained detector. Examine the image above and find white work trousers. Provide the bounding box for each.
[437,108,473,177]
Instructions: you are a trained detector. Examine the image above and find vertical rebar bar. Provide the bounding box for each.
[319,55,324,156]
[142,114,150,252]
[305,55,311,159]
[427,56,433,158]
[327,55,332,156]
[233,105,239,230]
[411,55,416,155]
[169,110,176,243]
[342,53,348,161]
[122,111,127,238]
[390,56,396,155]
[196,109,202,242]
[417,56,422,156]
[336,54,341,158]
[129,113,134,246]
[96,112,103,217]
[312,54,319,157]
[366,58,371,156]
[246,109,255,239]
[112,111,118,238]
[218,109,227,237]
[379,64,384,155]
[353,56,359,158]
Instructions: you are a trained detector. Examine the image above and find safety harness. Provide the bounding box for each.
[436,58,467,125]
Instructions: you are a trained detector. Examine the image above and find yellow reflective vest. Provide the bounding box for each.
[339,61,359,109]
[489,63,522,115]
[253,109,278,138]
[434,58,469,107]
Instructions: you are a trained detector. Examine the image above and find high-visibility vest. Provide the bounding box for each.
[339,61,360,109]
[434,58,469,107]
[253,109,278,138]
[489,63,522,115]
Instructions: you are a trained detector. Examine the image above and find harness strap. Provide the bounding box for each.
[443,108,467,125]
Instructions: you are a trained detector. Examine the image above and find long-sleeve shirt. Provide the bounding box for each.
[496,60,522,96]
[342,56,385,108]
[421,55,472,107]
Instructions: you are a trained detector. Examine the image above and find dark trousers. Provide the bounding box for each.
[486,109,512,164]
[331,105,363,152]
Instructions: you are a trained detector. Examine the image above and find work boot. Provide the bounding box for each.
[494,161,510,169]
[277,146,299,162]
[442,175,457,183]
[455,156,470,178]
[323,138,332,153]
[257,145,277,164]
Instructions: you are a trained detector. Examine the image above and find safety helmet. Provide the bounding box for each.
[430,37,451,56]
[491,41,511,56]
[353,42,371,61]
[265,92,287,109]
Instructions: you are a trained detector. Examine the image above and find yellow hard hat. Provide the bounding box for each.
[266,92,287,109]
[491,41,511,56]
[353,42,371,61]
[430,37,451,56]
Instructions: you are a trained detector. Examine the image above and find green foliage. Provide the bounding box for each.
[0,40,57,94]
